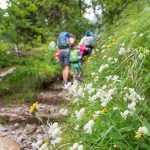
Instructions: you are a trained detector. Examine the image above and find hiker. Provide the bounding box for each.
[69,37,83,82]
[57,31,74,85]
[79,31,95,57]
[48,41,57,64]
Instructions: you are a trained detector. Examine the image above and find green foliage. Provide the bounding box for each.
[0,43,61,104]
[0,0,91,46]
[62,0,150,149]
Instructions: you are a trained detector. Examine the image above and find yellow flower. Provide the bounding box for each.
[101,108,107,114]
[112,41,116,45]
[44,141,49,145]
[29,101,38,113]
[135,132,142,139]
[107,44,112,48]
[88,56,93,60]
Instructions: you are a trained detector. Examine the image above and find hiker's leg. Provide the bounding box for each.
[62,65,70,83]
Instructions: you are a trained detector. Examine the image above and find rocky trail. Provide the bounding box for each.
[0,79,70,150]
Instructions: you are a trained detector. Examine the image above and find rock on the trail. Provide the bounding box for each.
[0,126,8,132]
[25,124,37,134]
[0,136,20,150]
[13,123,20,129]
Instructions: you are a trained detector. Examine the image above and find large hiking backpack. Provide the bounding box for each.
[80,44,87,56]
[70,49,82,63]
[57,31,70,49]
[80,44,93,56]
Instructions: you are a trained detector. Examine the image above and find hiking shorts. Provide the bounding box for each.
[71,62,82,75]
[59,49,70,66]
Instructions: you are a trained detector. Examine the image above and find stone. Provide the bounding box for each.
[0,136,20,150]
[13,123,19,129]
[25,124,37,134]
[0,126,8,132]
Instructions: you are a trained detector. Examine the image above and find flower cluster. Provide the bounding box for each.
[119,47,126,55]
[75,108,85,121]
[120,87,144,119]
[106,75,120,83]
[135,126,148,139]
[70,143,83,150]
[84,120,94,134]
[32,140,49,150]
[98,64,109,73]
[48,122,62,145]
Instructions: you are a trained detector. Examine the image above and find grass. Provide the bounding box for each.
[0,43,61,104]
[61,0,150,149]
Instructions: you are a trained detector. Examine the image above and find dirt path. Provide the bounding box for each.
[0,83,70,150]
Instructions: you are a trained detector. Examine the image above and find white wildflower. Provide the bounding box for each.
[91,72,96,77]
[102,85,107,90]
[74,124,80,130]
[51,137,62,145]
[139,33,144,37]
[75,108,85,120]
[70,143,78,150]
[88,88,95,95]
[78,145,83,150]
[119,47,126,55]
[73,98,80,103]
[48,122,62,145]
[93,111,101,119]
[84,83,93,91]
[113,107,119,110]
[39,143,48,150]
[121,43,125,47]
[59,108,69,116]
[127,48,131,52]
[120,110,131,119]
[108,57,113,62]
[102,45,106,48]
[90,95,98,102]
[34,140,43,148]
[128,102,136,111]
[101,102,107,107]
[99,64,109,73]
[94,76,99,82]
[70,143,83,150]
[84,120,94,134]
[106,75,112,82]
[101,49,105,53]
[103,55,107,59]
[132,32,137,35]
[138,53,144,59]
[138,127,148,134]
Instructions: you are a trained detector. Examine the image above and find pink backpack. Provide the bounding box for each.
[80,44,86,56]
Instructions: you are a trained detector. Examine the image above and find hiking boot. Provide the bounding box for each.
[62,81,68,85]
[76,76,83,82]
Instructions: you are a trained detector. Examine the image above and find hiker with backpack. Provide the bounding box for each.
[79,31,95,57]
[56,31,74,85]
[69,37,83,82]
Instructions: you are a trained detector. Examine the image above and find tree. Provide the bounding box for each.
[1,0,91,47]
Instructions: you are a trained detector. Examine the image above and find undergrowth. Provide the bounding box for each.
[62,0,150,149]
[0,43,61,104]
